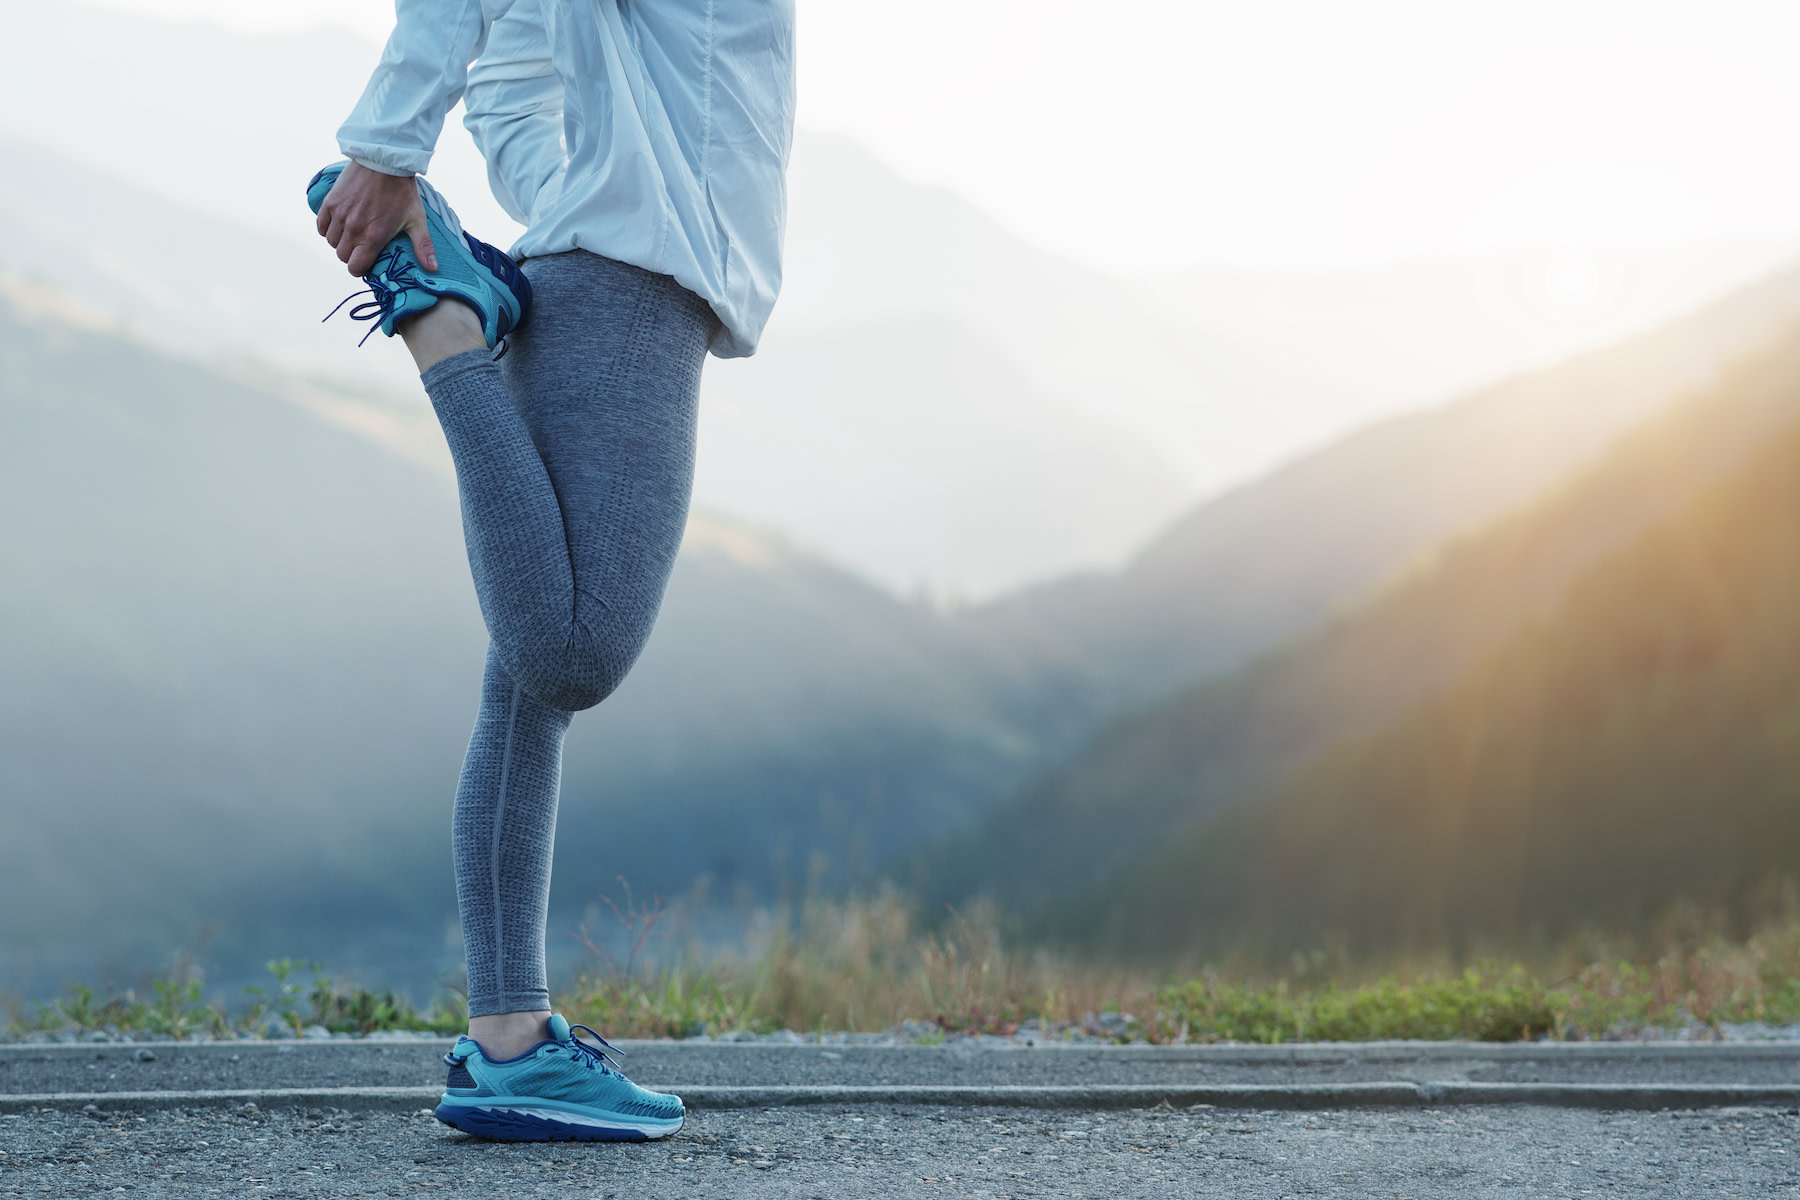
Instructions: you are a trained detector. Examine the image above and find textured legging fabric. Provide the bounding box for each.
[419,250,714,1018]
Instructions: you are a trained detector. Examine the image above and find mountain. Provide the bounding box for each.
[0,281,1033,993]
[956,265,1800,727]
[696,316,1187,597]
[1093,390,1800,961]
[8,0,1799,593]
[0,138,420,396]
[12,249,1800,993]
[0,278,480,991]
[910,318,1800,923]
[775,135,1800,494]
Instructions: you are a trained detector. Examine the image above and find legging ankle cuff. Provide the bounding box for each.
[466,989,553,1020]
[420,346,500,391]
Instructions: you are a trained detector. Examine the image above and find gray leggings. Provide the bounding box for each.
[419,250,714,1017]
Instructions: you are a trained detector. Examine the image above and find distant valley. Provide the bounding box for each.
[10,0,1800,999]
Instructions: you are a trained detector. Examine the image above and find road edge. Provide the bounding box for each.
[8,1082,1800,1114]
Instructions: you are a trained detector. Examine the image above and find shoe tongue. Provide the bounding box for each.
[548,1013,572,1042]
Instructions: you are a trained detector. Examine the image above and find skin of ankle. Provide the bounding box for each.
[467,1009,552,1060]
[400,298,487,372]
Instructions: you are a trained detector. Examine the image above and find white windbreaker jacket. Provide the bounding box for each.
[337,0,796,358]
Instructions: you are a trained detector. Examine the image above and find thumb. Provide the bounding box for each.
[407,212,439,274]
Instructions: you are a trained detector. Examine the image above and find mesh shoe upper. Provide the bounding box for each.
[305,161,531,348]
[442,1014,683,1123]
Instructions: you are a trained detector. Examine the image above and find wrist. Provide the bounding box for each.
[348,155,416,179]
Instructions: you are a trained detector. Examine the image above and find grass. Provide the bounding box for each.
[2,955,464,1041]
[556,890,1800,1043]
[12,894,1800,1043]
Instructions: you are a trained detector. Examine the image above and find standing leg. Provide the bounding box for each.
[454,644,572,1024]
[414,251,715,1057]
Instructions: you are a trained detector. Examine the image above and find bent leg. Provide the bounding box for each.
[420,251,714,712]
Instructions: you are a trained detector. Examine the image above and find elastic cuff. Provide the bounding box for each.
[420,346,501,391]
[466,990,552,1019]
[337,137,431,177]
[348,155,415,178]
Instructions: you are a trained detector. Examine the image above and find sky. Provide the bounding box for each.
[74,0,1800,272]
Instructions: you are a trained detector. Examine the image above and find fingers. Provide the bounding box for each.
[406,214,439,274]
[312,162,431,278]
[345,238,383,279]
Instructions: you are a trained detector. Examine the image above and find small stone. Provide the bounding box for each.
[302,1025,333,1040]
[85,1030,109,1043]
[134,1049,156,1063]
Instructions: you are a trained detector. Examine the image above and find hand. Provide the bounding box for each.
[315,161,440,278]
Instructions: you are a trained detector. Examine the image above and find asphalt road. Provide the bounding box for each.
[4,1098,1799,1197]
[6,1042,1800,1197]
[9,1039,1800,1095]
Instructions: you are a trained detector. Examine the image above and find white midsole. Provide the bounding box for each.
[449,1102,680,1137]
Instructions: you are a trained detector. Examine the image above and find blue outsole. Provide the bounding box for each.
[433,1103,676,1143]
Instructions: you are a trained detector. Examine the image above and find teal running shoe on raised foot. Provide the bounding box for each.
[434,1013,684,1142]
[305,161,531,348]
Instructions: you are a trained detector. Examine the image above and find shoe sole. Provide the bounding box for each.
[433,1099,684,1143]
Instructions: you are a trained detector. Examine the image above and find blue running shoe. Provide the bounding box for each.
[434,1014,684,1142]
[306,161,531,348]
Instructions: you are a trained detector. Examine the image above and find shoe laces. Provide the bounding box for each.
[321,243,424,346]
[440,1023,628,1075]
[565,1023,628,1076]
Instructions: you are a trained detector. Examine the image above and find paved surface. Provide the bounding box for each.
[6,1043,1800,1196]
[9,1040,1800,1095]
[4,1099,1800,1197]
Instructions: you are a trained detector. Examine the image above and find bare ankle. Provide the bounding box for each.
[401,298,487,372]
[467,1009,552,1060]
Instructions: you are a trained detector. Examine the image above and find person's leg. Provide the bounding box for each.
[417,251,715,1057]
[454,644,570,1053]
[417,253,710,713]
[401,299,486,373]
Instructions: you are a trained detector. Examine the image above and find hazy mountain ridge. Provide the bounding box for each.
[9,0,1800,980]
[9,0,1796,594]
[0,284,1034,991]
[15,250,1800,988]
[954,264,1800,731]
[911,315,1800,923]
[698,314,1188,597]
[1093,379,1800,960]
[0,130,1189,595]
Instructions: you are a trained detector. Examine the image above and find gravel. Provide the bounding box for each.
[4,1101,1799,1197]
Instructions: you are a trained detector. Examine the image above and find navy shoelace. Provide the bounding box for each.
[321,243,422,346]
[441,1024,626,1074]
[566,1023,627,1075]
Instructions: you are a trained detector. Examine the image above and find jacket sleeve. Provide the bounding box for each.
[462,0,567,225]
[336,0,518,177]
